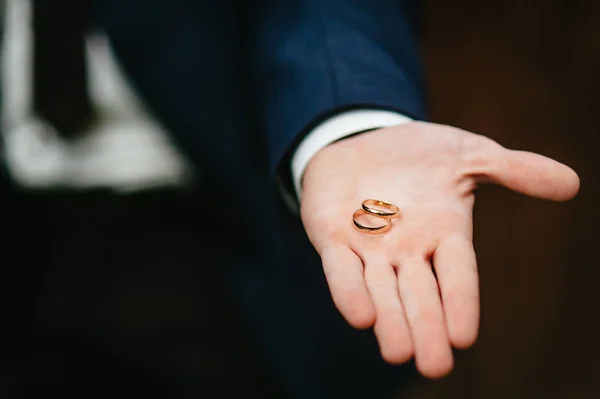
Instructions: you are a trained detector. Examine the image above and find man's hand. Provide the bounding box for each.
[300,122,579,378]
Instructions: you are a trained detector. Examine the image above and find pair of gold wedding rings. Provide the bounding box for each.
[352,199,400,235]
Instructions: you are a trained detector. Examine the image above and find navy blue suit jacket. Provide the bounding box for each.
[94,0,427,397]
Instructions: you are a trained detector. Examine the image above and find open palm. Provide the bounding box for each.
[300,122,579,378]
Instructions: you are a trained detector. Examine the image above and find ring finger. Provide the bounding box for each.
[362,252,413,363]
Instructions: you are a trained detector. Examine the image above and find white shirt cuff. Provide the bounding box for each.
[291,110,413,199]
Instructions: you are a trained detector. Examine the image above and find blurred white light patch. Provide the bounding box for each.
[1,0,195,192]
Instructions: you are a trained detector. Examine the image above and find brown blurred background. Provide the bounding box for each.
[402,0,600,397]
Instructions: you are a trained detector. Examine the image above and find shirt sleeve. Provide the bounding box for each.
[290,110,413,199]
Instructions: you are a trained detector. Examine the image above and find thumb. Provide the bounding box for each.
[476,147,580,201]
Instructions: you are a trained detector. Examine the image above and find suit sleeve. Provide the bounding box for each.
[250,0,428,174]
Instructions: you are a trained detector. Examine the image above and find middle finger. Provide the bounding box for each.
[396,257,453,378]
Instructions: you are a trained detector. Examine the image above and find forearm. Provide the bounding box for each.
[251,0,428,174]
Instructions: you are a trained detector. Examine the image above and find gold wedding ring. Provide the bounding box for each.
[352,209,391,234]
[361,199,400,219]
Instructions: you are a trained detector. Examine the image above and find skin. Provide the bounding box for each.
[300,121,580,379]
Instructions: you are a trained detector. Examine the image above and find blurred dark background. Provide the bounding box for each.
[1,0,599,397]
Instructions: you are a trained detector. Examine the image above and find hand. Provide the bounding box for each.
[300,121,579,378]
